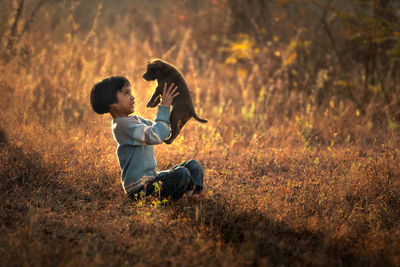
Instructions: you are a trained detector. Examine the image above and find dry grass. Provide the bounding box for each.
[1,1,400,266]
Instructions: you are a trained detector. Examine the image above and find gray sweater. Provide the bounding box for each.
[111,105,170,195]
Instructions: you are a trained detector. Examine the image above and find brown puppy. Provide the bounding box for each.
[143,59,207,144]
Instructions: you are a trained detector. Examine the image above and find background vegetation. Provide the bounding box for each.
[1,0,399,265]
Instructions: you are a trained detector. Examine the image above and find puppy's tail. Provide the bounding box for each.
[192,112,208,123]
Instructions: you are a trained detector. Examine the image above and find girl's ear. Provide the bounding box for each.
[109,103,116,111]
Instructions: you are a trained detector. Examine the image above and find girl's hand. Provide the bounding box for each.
[160,83,179,106]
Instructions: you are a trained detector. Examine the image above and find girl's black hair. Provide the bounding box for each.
[90,76,130,114]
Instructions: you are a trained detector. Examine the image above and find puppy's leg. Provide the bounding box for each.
[165,109,179,144]
[177,115,191,133]
[165,112,191,144]
[146,85,163,108]
[146,93,161,108]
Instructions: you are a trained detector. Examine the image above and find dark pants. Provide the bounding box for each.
[129,159,204,201]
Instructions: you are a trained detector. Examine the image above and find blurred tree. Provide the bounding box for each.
[228,0,273,41]
[334,0,400,116]
[224,0,399,121]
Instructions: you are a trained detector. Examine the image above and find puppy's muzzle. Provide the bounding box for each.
[142,73,150,81]
[143,72,156,81]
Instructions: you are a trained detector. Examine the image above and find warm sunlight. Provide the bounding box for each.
[0,0,399,266]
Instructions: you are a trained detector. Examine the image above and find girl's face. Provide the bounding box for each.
[111,85,135,117]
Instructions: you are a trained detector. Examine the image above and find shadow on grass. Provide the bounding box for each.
[0,126,72,212]
[170,194,389,266]
[0,126,150,266]
[0,127,126,265]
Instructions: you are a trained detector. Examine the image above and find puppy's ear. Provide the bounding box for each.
[150,62,162,74]
[149,63,159,70]
[154,61,162,69]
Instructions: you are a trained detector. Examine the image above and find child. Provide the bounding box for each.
[90,76,204,201]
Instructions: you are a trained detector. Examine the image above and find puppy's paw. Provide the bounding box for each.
[146,96,161,108]
[146,101,156,108]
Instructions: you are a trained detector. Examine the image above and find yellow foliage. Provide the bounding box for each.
[224,34,255,65]
[288,39,298,51]
[238,68,248,79]
[258,86,266,102]
[284,51,297,66]
[334,80,348,87]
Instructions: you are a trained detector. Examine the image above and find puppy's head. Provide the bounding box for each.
[143,59,163,81]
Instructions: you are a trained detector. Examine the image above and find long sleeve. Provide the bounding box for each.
[113,105,170,146]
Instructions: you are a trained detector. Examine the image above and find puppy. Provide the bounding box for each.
[143,59,207,144]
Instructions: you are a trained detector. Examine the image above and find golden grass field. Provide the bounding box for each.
[1,1,399,266]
